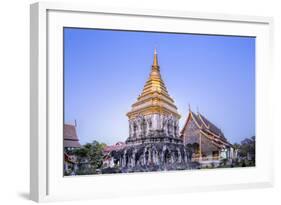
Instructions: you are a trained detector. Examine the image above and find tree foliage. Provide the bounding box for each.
[234,136,255,167]
[238,136,255,159]
[73,140,107,174]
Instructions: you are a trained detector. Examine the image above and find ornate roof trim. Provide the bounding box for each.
[200,130,225,149]
[198,113,210,129]
[190,111,203,129]
[197,112,226,139]
[180,110,202,134]
[200,129,232,148]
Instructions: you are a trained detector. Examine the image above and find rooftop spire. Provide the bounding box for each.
[127,48,180,120]
[152,48,159,68]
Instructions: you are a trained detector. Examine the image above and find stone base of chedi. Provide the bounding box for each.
[103,122,199,173]
[114,143,199,173]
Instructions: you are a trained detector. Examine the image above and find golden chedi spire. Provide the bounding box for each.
[127,49,180,119]
[153,48,159,68]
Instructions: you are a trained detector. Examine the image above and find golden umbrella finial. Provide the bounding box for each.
[153,48,159,68]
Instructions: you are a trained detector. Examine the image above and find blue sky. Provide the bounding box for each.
[64,28,255,145]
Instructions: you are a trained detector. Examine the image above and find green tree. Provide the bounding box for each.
[234,136,255,167]
[239,136,255,159]
[74,140,107,174]
[233,143,240,150]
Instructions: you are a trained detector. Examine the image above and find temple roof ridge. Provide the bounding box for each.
[196,112,225,139]
[181,107,227,142]
[63,123,81,148]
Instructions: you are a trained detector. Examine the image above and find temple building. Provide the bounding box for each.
[180,107,236,166]
[63,123,81,175]
[110,49,195,172]
[64,123,81,151]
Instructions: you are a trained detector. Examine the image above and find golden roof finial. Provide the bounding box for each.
[153,48,159,68]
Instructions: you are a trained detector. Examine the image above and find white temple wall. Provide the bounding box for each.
[151,114,159,130]
[128,113,180,139]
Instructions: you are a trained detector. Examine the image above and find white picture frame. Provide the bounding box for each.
[30,2,274,202]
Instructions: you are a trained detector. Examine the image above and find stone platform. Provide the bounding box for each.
[108,139,199,173]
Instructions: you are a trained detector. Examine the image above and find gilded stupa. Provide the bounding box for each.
[107,49,194,172]
[127,49,180,119]
[126,49,182,145]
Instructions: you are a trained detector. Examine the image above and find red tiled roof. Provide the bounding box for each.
[64,124,79,140]
[64,140,81,148]
[198,113,226,139]
[104,142,126,153]
[64,124,81,148]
